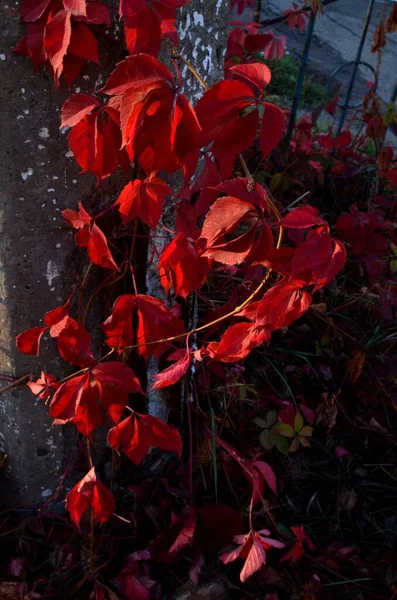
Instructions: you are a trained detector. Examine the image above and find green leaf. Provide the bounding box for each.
[276,423,295,438]
[294,412,304,432]
[254,417,268,429]
[275,435,290,454]
[270,173,282,192]
[260,428,276,450]
[299,426,313,438]
[289,437,300,453]
[391,258,397,274]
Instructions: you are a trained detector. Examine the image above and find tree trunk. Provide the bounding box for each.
[147,0,230,420]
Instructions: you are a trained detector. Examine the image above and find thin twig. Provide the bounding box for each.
[78,262,93,323]
[0,374,32,396]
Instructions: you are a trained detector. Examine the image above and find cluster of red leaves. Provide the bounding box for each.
[59,56,284,183]
[13,0,109,87]
[283,2,310,32]
[13,0,191,86]
[226,22,286,69]
[120,0,190,57]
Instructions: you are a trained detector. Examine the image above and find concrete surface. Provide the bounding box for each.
[0,5,104,506]
[261,0,397,106]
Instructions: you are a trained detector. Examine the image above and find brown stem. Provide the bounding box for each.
[78,262,93,323]
[82,260,129,327]
[0,374,32,396]
[57,349,115,385]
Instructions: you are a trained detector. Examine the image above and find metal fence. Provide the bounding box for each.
[259,0,397,146]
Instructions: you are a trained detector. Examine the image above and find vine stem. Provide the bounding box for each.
[78,262,93,323]
[57,349,116,385]
[0,374,32,396]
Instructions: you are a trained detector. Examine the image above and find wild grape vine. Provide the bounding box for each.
[13,0,346,585]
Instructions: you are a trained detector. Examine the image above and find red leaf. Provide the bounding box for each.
[68,110,125,181]
[214,107,259,178]
[56,318,95,367]
[66,467,115,530]
[214,177,268,210]
[44,300,71,329]
[92,361,144,423]
[103,293,183,356]
[312,238,346,292]
[152,348,192,389]
[61,93,99,128]
[21,0,51,22]
[71,375,102,436]
[101,53,172,96]
[259,102,285,158]
[83,2,110,25]
[292,229,332,277]
[63,0,86,16]
[240,281,311,330]
[196,80,255,146]
[240,539,267,582]
[228,62,271,93]
[168,509,197,555]
[88,223,118,270]
[16,300,71,355]
[44,10,72,87]
[16,326,47,355]
[170,94,202,180]
[124,5,162,57]
[150,509,196,562]
[103,294,136,349]
[116,173,171,228]
[203,227,257,265]
[135,294,184,358]
[13,21,47,69]
[334,130,352,149]
[215,322,267,362]
[278,206,326,229]
[159,233,211,297]
[108,412,182,464]
[119,0,145,17]
[221,530,284,582]
[251,460,277,494]
[200,196,255,247]
[27,372,59,400]
[49,372,90,422]
[68,23,100,64]
[63,52,85,87]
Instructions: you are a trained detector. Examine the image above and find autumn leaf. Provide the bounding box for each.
[116,173,171,228]
[66,467,115,530]
[151,347,192,389]
[108,412,182,464]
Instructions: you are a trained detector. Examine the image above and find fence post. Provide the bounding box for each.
[336,0,376,135]
[284,9,317,149]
